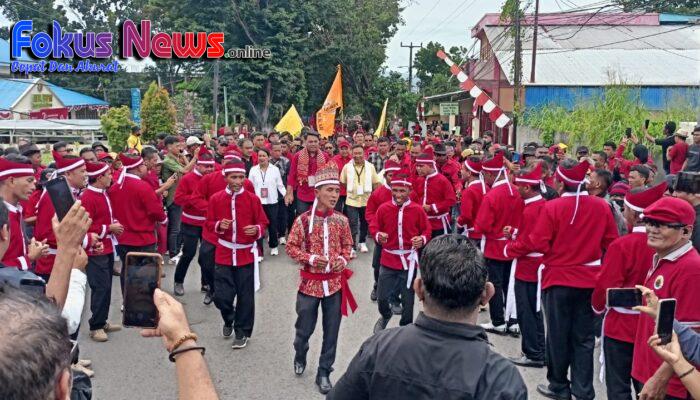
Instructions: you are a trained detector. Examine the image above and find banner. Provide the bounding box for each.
[275,105,304,137]
[316,65,343,138]
[131,88,141,125]
[375,98,388,137]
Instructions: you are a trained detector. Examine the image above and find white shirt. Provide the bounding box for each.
[61,269,87,335]
[249,163,286,204]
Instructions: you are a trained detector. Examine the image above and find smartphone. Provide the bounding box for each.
[644,119,650,129]
[122,252,162,328]
[625,127,632,138]
[606,288,643,308]
[656,298,676,345]
[44,176,75,221]
[512,152,521,163]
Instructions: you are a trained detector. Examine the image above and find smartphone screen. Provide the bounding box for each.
[625,127,632,138]
[656,299,676,345]
[644,119,650,129]
[45,176,75,221]
[606,288,643,308]
[123,253,161,328]
[512,152,521,163]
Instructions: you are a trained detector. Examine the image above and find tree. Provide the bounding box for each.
[101,106,134,151]
[140,81,177,140]
[0,2,72,40]
[615,0,700,13]
[365,69,420,126]
[413,42,467,94]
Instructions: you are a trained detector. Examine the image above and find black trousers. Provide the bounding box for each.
[116,244,156,295]
[334,195,346,214]
[604,336,634,400]
[174,223,205,285]
[259,203,279,250]
[294,291,342,376]
[543,286,595,400]
[277,195,288,238]
[346,205,367,248]
[86,254,114,331]
[296,199,313,216]
[514,279,545,361]
[486,258,512,327]
[431,228,447,241]
[377,266,415,325]
[166,203,182,257]
[213,263,255,338]
[287,194,298,232]
[371,243,382,286]
[198,240,216,293]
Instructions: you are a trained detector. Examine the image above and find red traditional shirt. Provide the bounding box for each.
[369,200,431,271]
[286,208,353,298]
[411,171,456,232]
[80,185,117,256]
[365,184,392,226]
[457,179,488,240]
[175,169,206,227]
[503,195,546,282]
[2,201,30,270]
[475,179,523,261]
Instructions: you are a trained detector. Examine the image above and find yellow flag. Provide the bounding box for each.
[275,105,304,137]
[317,65,343,138]
[375,98,388,137]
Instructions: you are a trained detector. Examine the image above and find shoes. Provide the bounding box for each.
[370,286,377,302]
[359,243,369,253]
[270,247,279,256]
[390,303,403,315]
[480,322,507,335]
[231,335,248,349]
[350,249,357,259]
[174,283,185,296]
[257,256,264,263]
[170,251,182,265]
[595,336,601,348]
[373,317,390,334]
[279,237,286,245]
[223,325,233,337]
[71,363,94,378]
[294,361,306,376]
[507,324,521,337]
[203,292,213,305]
[77,359,92,368]
[509,355,544,368]
[536,384,572,400]
[90,329,108,342]
[103,322,122,333]
[315,375,333,395]
[200,285,210,293]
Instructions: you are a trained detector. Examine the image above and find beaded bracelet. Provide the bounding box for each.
[170,332,198,352]
[169,346,206,363]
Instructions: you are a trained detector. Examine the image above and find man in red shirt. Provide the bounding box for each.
[370,169,430,332]
[110,153,168,292]
[503,162,547,368]
[286,163,356,394]
[475,152,523,335]
[206,159,268,349]
[457,157,488,246]
[529,158,619,400]
[331,140,351,213]
[434,143,461,195]
[668,130,689,175]
[82,161,124,342]
[172,148,215,296]
[591,181,666,399]
[411,150,456,238]
[285,131,330,215]
[631,197,700,400]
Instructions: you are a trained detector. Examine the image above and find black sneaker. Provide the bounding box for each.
[231,335,248,349]
[222,325,233,337]
[509,355,544,368]
[370,286,377,302]
[390,303,403,315]
[203,292,213,305]
[373,317,389,334]
[173,283,185,296]
[200,285,210,293]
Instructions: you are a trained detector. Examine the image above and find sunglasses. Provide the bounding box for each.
[642,218,685,230]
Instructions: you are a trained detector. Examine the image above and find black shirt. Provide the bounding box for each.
[327,312,527,400]
[685,144,700,172]
[654,135,675,174]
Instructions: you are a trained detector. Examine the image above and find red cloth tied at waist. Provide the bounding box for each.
[299,268,358,317]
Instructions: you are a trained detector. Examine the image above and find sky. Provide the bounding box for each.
[1,0,606,71]
[385,0,605,70]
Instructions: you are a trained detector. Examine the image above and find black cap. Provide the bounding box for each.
[91,141,108,152]
[19,143,40,156]
[673,171,700,194]
[433,143,447,155]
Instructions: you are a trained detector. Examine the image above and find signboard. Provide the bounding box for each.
[31,94,53,110]
[29,107,69,120]
[439,102,459,116]
[131,88,141,125]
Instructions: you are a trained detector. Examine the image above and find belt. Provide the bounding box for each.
[182,212,206,221]
[536,259,601,312]
[218,239,260,292]
[428,212,451,233]
[299,269,357,317]
[384,249,420,288]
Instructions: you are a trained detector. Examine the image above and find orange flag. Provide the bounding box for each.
[316,65,343,138]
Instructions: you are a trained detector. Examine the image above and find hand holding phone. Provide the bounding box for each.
[123,253,162,328]
[655,298,676,345]
[140,289,193,352]
[625,127,632,138]
[607,288,643,308]
[644,119,650,129]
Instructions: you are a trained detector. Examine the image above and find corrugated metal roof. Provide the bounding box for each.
[0,38,38,65]
[483,24,700,85]
[0,119,101,131]
[0,78,108,110]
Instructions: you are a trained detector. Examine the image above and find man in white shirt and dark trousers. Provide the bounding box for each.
[249,148,286,256]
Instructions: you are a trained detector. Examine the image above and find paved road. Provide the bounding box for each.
[79,242,606,399]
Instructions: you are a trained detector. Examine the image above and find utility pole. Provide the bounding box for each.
[530,0,540,83]
[512,2,522,147]
[223,86,229,128]
[400,42,422,92]
[212,59,220,128]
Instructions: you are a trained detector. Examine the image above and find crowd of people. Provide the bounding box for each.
[0,118,699,399]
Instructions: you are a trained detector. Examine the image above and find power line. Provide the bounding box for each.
[404,0,444,38]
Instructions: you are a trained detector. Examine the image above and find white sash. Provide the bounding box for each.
[384,249,420,288]
[217,239,260,292]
